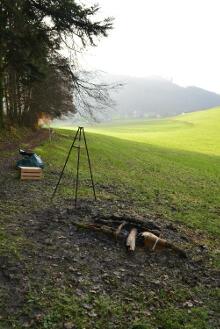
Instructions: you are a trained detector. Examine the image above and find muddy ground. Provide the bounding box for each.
[0,198,219,328]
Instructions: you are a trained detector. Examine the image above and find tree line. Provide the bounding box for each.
[0,0,113,128]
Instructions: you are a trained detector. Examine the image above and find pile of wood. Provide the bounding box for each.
[73,214,187,258]
[20,167,43,180]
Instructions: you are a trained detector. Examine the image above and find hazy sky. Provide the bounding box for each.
[80,0,220,93]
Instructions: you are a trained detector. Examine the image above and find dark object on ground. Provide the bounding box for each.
[19,149,34,157]
[16,149,44,168]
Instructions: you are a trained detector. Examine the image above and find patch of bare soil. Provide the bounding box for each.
[0,128,49,171]
[0,200,219,327]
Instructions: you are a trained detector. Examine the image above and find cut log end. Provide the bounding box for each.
[115,221,127,239]
[142,232,187,257]
[126,228,138,251]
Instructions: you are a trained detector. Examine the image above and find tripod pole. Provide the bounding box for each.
[51,127,80,200]
[74,127,82,207]
[82,128,97,201]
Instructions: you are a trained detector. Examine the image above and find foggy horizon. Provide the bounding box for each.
[79,0,220,94]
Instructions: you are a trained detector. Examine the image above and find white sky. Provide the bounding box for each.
[80,0,220,93]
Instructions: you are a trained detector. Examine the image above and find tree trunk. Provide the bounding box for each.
[0,75,4,129]
[0,1,5,129]
[0,55,4,129]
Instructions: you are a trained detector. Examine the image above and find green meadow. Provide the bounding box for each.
[1,107,220,329]
[87,107,220,156]
[43,108,220,238]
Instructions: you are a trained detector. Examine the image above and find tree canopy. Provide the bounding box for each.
[0,0,113,128]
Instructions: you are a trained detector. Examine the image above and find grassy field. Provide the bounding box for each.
[47,108,220,238]
[88,108,220,155]
[0,108,220,328]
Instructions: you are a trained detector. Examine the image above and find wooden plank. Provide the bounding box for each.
[20,166,41,169]
[21,173,42,177]
[21,170,42,173]
[21,175,42,179]
[21,172,42,175]
[20,167,42,172]
[21,176,42,180]
[20,166,43,180]
[21,171,42,174]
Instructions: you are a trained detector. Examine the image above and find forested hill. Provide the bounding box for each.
[105,75,220,119]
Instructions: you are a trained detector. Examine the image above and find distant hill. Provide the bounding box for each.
[53,75,220,125]
[102,75,220,120]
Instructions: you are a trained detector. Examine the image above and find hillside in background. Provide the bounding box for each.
[54,75,220,125]
[107,75,220,120]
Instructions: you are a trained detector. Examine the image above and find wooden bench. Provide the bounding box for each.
[20,167,43,180]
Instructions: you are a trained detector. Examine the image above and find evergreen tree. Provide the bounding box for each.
[0,0,113,128]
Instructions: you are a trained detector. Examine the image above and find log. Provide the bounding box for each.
[115,221,127,239]
[93,217,160,236]
[142,232,187,258]
[122,215,161,231]
[166,241,187,258]
[71,221,186,258]
[142,232,161,250]
[73,222,115,236]
[126,228,138,251]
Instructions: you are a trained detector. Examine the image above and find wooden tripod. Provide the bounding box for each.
[51,127,97,207]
